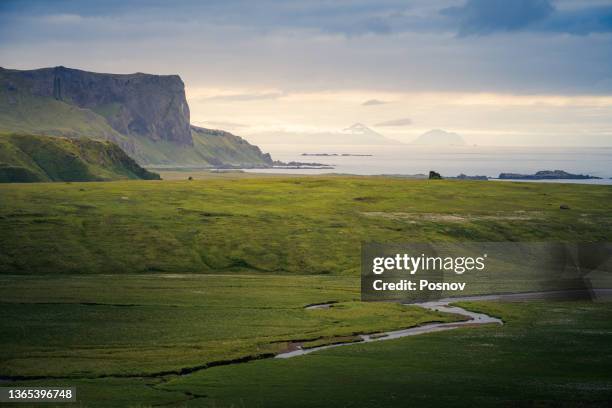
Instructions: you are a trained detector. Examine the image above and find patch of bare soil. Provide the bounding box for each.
[361,211,542,223]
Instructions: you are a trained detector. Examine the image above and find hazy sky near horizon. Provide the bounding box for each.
[1,0,612,146]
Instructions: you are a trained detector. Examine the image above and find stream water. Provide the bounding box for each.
[276,297,503,359]
[276,290,611,359]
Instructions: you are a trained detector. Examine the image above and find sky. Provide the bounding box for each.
[1,0,612,146]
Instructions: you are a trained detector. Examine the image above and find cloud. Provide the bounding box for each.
[442,0,554,35]
[1,0,612,96]
[40,13,84,24]
[201,92,286,102]
[193,120,248,129]
[442,0,612,36]
[375,117,412,127]
[362,99,388,106]
[543,5,612,35]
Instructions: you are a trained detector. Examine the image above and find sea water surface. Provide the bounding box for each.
[246,144,612,184]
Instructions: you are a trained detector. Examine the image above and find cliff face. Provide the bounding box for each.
[1,66,192,146]
[0,66,274,167]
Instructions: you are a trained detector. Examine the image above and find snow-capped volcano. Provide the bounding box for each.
[246,123,403,145]
[411,129,466,146]
[340,123,402,144]
[343,123,377,135]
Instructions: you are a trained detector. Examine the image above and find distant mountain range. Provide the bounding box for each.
[0,66,272,167]
[411,129,466,146]
[249,125,468,147]
[249,123,402,145]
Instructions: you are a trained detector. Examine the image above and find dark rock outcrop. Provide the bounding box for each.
[429,170,442,179]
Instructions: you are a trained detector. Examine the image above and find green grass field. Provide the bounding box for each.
[6,300,612,407]
[158,300,612,408]
[2,176,611,275]
[0,274,462,378]
[1,176,611,406]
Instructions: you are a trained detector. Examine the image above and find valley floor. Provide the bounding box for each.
[1,176,611,406]
[2,281,611,407]
[0,274,461,379]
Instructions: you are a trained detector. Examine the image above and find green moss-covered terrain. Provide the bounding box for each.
[129,125,273,167]
[3,278,610,406]
[159,300,612,407]
[0,274,461,378]
[0,133,160,182]
[1,176,611,406]
[1,175,610,274]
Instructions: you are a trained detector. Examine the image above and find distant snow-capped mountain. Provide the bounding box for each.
[411,129,466,146]
[246,123,403,145]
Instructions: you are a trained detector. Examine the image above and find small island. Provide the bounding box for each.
[427,171,488,180]
[454,174,488,180]
[273,160,334,170]
[301,153,373,157]
[498,170,601,180]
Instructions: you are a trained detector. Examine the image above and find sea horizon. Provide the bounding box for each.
[243,144,612,184]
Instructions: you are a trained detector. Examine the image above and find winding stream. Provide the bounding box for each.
[276,296,502,358]
[277,290,611,359]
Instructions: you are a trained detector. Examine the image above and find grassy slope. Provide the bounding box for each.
[0,274,460,377]
[0,133,160,182]
[130,128,271,166]
[191,127,272,166]
[0,176,610,275]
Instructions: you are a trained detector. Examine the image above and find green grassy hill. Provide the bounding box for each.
[0,133,160,182]
[129,125,273,166]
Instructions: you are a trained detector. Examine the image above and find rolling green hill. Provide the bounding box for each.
[0,66,273,167]
[1,175,610,274]
[129,125,273,166]
[0,133,160,182]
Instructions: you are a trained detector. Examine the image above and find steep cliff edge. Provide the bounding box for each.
[0,66,272,167]
[1,66,191,145]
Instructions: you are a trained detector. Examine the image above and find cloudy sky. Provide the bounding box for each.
[1,0,612,146]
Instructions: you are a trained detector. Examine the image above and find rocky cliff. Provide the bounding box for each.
[0,66,273,167]
[1,66,192,145]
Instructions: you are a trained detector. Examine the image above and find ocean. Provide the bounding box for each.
[247,144,612,185]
